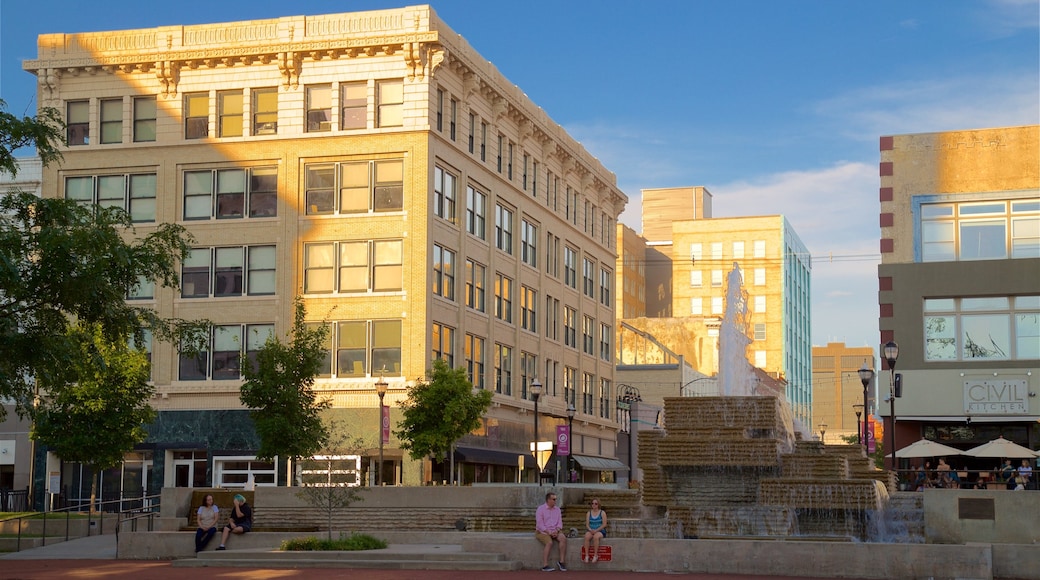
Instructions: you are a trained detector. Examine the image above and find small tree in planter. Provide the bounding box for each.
[295,428,367,541]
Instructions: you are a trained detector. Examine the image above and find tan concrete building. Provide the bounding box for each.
[811,342,875,444]
[617,185,813,424]
[877,125,1039,471]
[22,5,627,501]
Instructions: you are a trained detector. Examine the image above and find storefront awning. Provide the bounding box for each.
[901,416,1040,423]
[454,446,534,467]
[572,455,629,471]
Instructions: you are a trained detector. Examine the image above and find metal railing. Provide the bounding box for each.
[0,492,160,553]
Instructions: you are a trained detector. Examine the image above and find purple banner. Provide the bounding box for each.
[556,425,570,456]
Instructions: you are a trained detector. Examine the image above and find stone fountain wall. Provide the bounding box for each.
[639,396,891,540]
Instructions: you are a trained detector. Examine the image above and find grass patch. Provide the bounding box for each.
[281,533,387,552]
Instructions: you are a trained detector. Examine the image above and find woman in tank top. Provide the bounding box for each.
[582,497,608,563]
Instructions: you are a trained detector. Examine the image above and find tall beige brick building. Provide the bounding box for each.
[811,342,875,444]
[23,5,626,499]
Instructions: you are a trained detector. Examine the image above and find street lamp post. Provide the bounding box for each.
[853,404,864,445]
[531,378,542,486]
[818,423,827,444]
[566,403,576,482]
[375,374,388,486]
[858,364,874,453]
[884,341,899,478]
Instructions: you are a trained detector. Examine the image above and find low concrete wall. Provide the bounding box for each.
[119,530,1004,579]
[993,543,1040,580]
[924,489,1040,544]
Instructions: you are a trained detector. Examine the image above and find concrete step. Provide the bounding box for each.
[173,547,521,570]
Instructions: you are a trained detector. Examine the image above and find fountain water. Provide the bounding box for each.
[629,263,900,542]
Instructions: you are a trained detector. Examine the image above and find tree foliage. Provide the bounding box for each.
[296,426,367,541]
[0,99,64,177]
[31,322,155,472]
[0,192,202,419]
[240,299,331,463]
[394,359,493,462]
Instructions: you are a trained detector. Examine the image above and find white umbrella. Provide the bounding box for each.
[965,437,1039,459]
[886,438,964,459]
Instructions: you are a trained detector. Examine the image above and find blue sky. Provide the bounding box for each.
[2,0,1038,352]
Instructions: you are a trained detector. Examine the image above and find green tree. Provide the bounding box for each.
[0,99,64,176]
[394,359,493,478]
[240,299,331,466]
[31,322,155,510]
[296,426,367,541]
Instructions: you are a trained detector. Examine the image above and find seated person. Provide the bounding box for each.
[217,494,252,550]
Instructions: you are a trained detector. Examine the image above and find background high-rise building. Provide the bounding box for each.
[811,342,875,444]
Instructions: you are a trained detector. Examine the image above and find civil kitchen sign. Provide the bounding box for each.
[964,379,1028,415]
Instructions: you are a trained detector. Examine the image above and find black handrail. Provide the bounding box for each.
[0,492,161,553]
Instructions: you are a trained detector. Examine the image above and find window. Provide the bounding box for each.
[754,295,766,313]
[303,239,402,294]
[213,457,276,488]
[733,241,745,259]
[711,296,724,315]
[218,90,243,137]
[495,344,512,395]
[583,316,595,355]
[436,89,443,132]
[582,258,595,298]
[306,85,332,132]
[522,154,529,191]
[465,334,485,388]
[65,173,157,222]
[546,233,560,277]
[184,167,278,220]
[480,121,487,161]
[178,324,273,381]
[99,98,122,144]
[328,319,402,377]
[600,323,611,361]
[304,159,403,215]
[754,268,766,286]
[133,96,156,142]
[545,296,560,340]
[753,240,766,258]
[690,298,703,315]
[521,220,538,267]
[690,243,703,263]
[711,270,723,287]
[431,323,455,367]
[184,93,209,139]
[67,101,89,145]
[433,166,457,222]
[521,286,537,332]
[689,268,707,288]
[754,350,767,368]
[466,186,486,239]
[564,247,577,288]
[376,79,403,127]
[432,244,456,300]
[924,295,1039,361]
[449,98,457,141]
[251,88,278,135]
[599,378,611,419]
[710,242,723,261]
[465,260,486,312]
[340,82,367,130]
[532,160,539,196]
[754,323,766,341]
[496,134,503,173]
[507,141,514,180]
[582,373,594,414]
[564,307,577,348]
[181,245,276,298]
[564,366,576,406]
[921,199,1040,261]
[128,275,155,300]
[495,204,514,254]
[468,112,475,153]
[494,273,513,323]
[600,268,612,305]
[520,352,536,399]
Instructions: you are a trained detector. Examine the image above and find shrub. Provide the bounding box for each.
[281,532,387,551]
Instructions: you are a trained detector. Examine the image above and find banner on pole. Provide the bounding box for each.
[557,425,570,456]
[381,405,390,445]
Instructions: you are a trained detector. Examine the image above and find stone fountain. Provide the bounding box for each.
[630,265,896,541]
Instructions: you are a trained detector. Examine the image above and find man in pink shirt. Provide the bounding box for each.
[535,492,567,571]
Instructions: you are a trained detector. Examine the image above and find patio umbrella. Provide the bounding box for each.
[885,438,965,458]
[965,437,1039,459]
